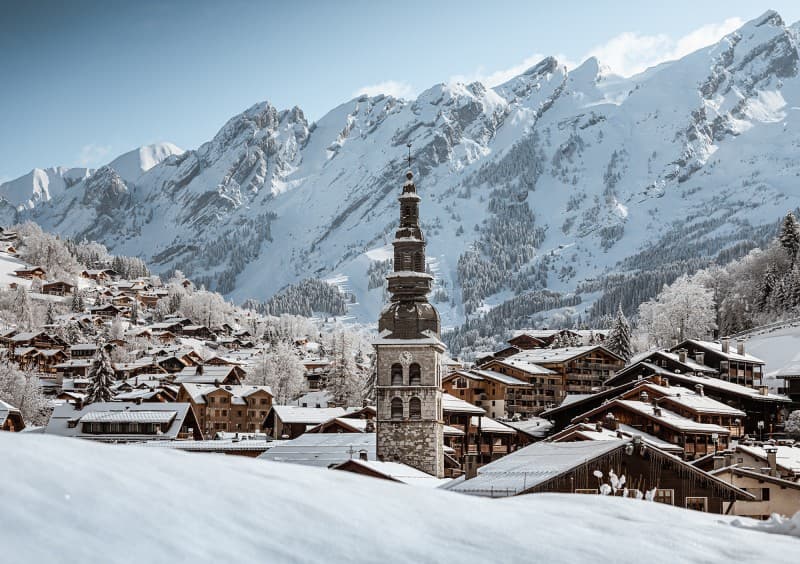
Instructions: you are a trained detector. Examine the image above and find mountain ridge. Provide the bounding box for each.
[5,10,800,332]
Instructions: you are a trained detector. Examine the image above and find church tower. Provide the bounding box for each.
[374,167,445,478]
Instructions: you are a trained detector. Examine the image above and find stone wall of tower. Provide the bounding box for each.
[375,344,444,477]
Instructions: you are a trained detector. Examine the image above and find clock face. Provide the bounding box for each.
[399,351,414,367]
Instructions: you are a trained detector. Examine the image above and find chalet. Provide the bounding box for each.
[332,459,450,487]
[80,269,117,282]
[89,304,123,318]
[671,339,765,387]
[303,359,333,391]
[41,280,75,296]
[150,321,185,334]
[9,331,66,352]
[482,345,625,413]
[258,432,376,467]
[709,465,800,519]
[605,369,790,435]
[113,361,167,379]
[0,328,17,346]
[443,369,534,419]
[177,383,273,435]
[443,438,754,514]
[306,417,372,433]
[54,359,93,381]
[173,364,245,385]
[156,355,189,373]
[69,343,98,358]
[111,294,135,307]
[549,421,684,456]
[180,325,216,340]
[566,385,737,460]
[45,402,203,442]
[263,406,349,439]
[32,348,69,373]
[775,361,800,408]
[136,293,160,308]
[14,266,46,280]
[693,444,800,481]
[0,400,25,431]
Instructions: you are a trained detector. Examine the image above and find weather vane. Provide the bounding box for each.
[406,142,412,170]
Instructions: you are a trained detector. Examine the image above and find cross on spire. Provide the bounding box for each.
[406,142,412,170]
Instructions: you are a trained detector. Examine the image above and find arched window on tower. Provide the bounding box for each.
[409,397,422,419]
[391,397,403,420]
[391,363,403,386]
[409,363,421,386]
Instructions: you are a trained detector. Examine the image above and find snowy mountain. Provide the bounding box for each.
[2,433,798,563]
[105,142,185,184]
[9,10,800,330]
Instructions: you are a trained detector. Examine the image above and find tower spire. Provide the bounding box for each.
[377,168,440,339]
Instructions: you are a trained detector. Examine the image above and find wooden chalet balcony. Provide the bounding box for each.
[576,362,621,370]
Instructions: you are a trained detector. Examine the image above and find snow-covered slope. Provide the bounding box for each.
[9,11,800,327]
[0,166,90,210]
[106,142,184,184]
[1,433,798,563]
[743,320,800,392]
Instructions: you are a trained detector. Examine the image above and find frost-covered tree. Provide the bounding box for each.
[71,288,85,313]
[323,329,368,407]
[85,348,115,404]
[637,274,716,347]
[247,341,305,404]
[14,286,34,331]
[786,410,800,439]
[45,302,57,326]
[605,304,632,361]
[780,211,800,266]
[14,222,81,279]
[129,300,139,325]
[0,359,50,426]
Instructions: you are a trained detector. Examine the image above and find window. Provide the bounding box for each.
[391,364,403,386]
[409,397,422,419]
[237,410,242,417]
[260,398,268,405]
[685,497,708,512]
[654,489,674,505]
[391,398,403,420]
[409,363,421,386]
[762,488,770,501]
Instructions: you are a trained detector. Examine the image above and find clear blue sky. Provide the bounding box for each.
[2,0,799,181]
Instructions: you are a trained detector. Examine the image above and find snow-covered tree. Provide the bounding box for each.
[323,329,368,407]
[247,341,305,404]
[14,286,34,331]
[71,288,85,313]
[0,359,50,426]
[85,348,115,404]
[605,304,632,361]
[637,274,716,347]
[786,410,800,439]
[780,211,800,265]
[45,302,57,326]
[129,300,139,325]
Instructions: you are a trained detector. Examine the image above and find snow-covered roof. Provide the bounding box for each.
[502,345,620,367]
[258,432,375,467]
[442,393,486,415]
[681,339,765,364]
[0,399,22,427]
[45,402,194,441]
[334,459,451,488]
[501,418,553,438]
[613,400,731,434]
[443,440,626,496]
[270,406,348,424]
[458,368,532,386]
[470,416,517,434]
[631,382,746,416]
[653,371,790,403]
[736,444,800,475]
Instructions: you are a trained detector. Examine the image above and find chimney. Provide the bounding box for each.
[721,339,729,354]
[695,384,704,397]
[695,352,705,366]
[604,412,618,431]
[766,447,778,477]
[640,391,649,403]
[365,420,375,433]
[759,386,769,396]
[662,377,669,388]
[678,349,687,364]
[737,340,745,356]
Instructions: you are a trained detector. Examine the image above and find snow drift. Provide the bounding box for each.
[1,433,798,563]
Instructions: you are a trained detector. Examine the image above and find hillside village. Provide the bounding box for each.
[2,171,800,530]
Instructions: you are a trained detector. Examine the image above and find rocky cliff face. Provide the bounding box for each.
[10,11,800,327]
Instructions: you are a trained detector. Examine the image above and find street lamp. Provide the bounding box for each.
[757,420,765,443]
[711,432,719,455]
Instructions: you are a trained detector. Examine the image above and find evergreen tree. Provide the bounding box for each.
[129,300,139,325]
[71,288,84,313]
[15,286,33,331]
[605,304,633,362]
[45,302,57,325]
[780,211,800,265]
[85,348,115,404]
